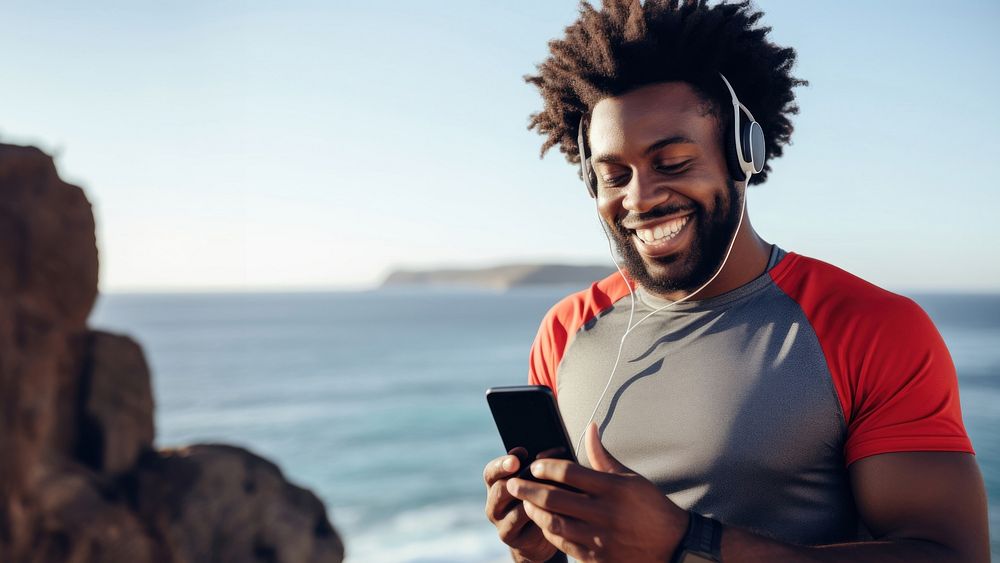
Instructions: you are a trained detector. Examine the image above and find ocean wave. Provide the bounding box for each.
[343,501,509,563]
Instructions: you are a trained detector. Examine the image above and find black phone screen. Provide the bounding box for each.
[486,385,577,477]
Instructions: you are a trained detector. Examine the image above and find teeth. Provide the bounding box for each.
[635,216,689,243]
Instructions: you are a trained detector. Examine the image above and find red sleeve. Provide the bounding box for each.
[528,273,633,399]
[527,305,569,395]
[771,253,974,467]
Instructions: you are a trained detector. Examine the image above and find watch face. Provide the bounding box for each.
[679,553,717,563]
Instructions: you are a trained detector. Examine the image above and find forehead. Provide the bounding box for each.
[588,82,715,155]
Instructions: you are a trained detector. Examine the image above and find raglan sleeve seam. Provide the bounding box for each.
[528,303,570,397]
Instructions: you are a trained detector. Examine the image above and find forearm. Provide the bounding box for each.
[721,525,973,563]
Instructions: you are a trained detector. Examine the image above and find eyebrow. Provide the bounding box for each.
[590,135,697,165]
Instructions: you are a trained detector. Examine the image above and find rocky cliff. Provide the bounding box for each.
[0,144,345,563]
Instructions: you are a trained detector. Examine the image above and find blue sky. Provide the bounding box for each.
[2,0,998,292]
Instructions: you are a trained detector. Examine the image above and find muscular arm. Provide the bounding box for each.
[721,452,990,562]
[506,428,989,562]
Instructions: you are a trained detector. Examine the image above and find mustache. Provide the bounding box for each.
[615,204,699,232]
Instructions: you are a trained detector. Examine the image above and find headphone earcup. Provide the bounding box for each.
[744,121,765,175]
[726,112,766,182]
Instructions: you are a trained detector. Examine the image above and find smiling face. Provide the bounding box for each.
[588,81,742,297]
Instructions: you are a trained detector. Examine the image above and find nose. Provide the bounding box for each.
[621,169,672,214]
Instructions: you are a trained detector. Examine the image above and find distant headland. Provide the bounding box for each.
[381,264,618,290]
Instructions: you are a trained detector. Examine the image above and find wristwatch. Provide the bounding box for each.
[670,512,722,563]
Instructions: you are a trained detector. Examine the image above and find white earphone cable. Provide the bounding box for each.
[572,174,750,461]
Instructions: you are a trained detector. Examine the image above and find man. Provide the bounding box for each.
[482,1,990,562]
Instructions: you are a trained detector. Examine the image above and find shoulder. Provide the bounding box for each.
[539,271,633,336]
[770,253,971,465]
[768,251,941,371]
[768,251,931,338]
[528,272,632,395]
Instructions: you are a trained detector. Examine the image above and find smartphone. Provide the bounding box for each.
[486,385,578,487]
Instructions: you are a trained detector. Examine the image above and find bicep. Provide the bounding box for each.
[849,451,989,561]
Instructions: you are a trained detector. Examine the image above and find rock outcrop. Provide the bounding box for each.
[133,446,343,563]
[0,143,345,562]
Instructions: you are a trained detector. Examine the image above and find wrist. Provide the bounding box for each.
[670,512,722,563]
[668,510,692,563]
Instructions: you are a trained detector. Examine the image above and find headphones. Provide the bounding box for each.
[576,72,765,198]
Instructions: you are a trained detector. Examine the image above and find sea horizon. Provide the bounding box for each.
[97,286,1000,297]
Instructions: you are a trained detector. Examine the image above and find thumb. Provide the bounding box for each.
[585,421,630,474]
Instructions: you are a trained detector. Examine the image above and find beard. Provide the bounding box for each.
[609,177,741,296]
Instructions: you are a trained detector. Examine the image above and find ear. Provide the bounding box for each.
[585,421,630,474]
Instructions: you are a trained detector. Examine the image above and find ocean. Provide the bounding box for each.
[89,289,1000,561]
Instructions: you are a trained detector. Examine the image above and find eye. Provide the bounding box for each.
[600,172,630,187]
[595,165,631,188]
[655,160,692,174]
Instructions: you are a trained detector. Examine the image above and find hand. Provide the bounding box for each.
[484,446,558,562]
[506,422,690,563]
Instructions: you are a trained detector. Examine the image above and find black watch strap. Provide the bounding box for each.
[670,512,722,563]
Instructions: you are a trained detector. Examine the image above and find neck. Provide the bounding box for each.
[643,210,771,302]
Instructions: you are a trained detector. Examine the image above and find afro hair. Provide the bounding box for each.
[525,0,807,185]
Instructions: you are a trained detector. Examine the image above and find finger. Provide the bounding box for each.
[585,421,630,474]
[541,532,599,562]
[560,539,598,563]
[535,445,571,460]
[526,458,619,496]
[522,500,601,548]
[526,504,596,562]
[486,478,520,522]
[506,478,605,523]
[483,454,520,486]
[496,502,534,545]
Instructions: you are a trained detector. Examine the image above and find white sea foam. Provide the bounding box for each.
[344,502,509,563]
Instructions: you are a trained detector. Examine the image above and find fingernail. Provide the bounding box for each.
[502,457,514,471]
[506,479,518,495]
[531,462,543,476]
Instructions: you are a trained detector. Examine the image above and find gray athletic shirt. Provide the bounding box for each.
[528,246,973,545]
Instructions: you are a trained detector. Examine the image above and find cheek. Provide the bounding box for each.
[596,193,623,223]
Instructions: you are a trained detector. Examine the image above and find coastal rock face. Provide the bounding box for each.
[30,461,157,562]
[79,331,155,476]
[134,446,344,563]
[0,145,98,325]
[0,143,344,562]
[0,144,101,560]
